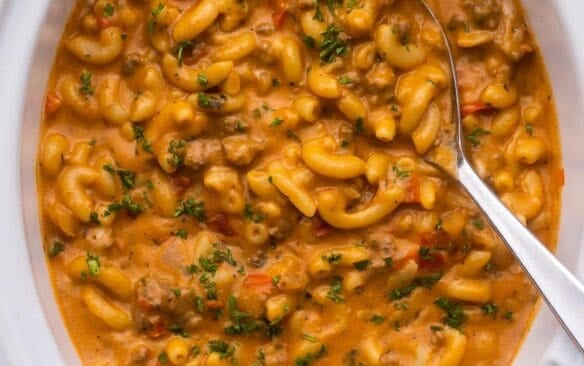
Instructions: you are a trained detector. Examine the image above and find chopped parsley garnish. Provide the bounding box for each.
[171,288,182,298]
[466,128,490,147]
[132,124,153,153]
[354,117,364,134]
[471,218,485,230]
[526,123,535,136]
[103,3,114,17]
[89,212,100,225]
[347,0,358,9]
[48,240,64,257]
[175,41,193,66]
[388,272,442,300]
[272,78,281,87]
[151,2,165,16]
[303,35,316,48]
[326,276,345,303]
[252,108,262,118]
[272,275,281,287]
[392,165,411,179]
[197,93,225,109]
[174,197,206,222]
[484,262,494,272]
[286,129,300,141]
[353,259,371,271]
[419,246,438,262]
[503,311,514,321]
[270,117,284,127]
[319,24,348,63]
[158,351,168,364]
[198,273,218,300]
[430,325,443,332]
[103,165,136,190]
[85,252,101,276]
[313,4,324,22]
[208,340,236,360]
[197,73,209,87]
[244,203,265,223]
[481,303,499,317]
[79,72,94,95]
[302,333,318,342]
[167,139,186,168]
[434,297,468,329]
[384,257,394,268]
[322,253,342,264]
[174,229,188,239]
[370,314,386,324]
[295,344,327,366]
[339,75,353,85]
[225,295,265,335]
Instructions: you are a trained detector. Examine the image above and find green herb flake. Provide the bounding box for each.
[322,253,342,264]
[353,259,371,271]
[481,303,499,317]
[103,3,115,17]
[471,218,485,230]
[48,240,65,257]
[244,203,265,223]
[85,252,101,276]
[174,197,206,222]
[197,73,209,87]
[326,276,345,303]
[270,117,284,127]
[174,229,188,239]
[338,75,353,85]
[319,24,348,63]
[151,2,165,17]
[370,314,386,324]
[434,297,468,329]
[79,72,94,95]
[466,128,490,147]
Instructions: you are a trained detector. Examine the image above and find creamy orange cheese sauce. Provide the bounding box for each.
[37,0,562,365]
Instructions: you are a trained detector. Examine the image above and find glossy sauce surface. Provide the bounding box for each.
[37,0,562,365]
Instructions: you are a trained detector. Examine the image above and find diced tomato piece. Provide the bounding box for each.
[147,319,167,338]
[244,273,273,295]
[44,92,62,117]
[206,300,224,310]
[208,213,236,236]
[420,231,451,249]
[416,251,446,270]
[271,0,288,28]
[404,173,420,203]
[461,102,493,117]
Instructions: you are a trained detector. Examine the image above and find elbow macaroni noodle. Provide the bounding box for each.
[37,0,562,364]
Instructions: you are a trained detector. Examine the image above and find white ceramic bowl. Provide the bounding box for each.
[0,0,583,364]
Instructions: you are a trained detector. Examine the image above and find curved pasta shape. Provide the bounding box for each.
[375,24,427,70]
[81,285,131,330]
[213,31,257,61]
[307,64,341,99]
[439,328,468,366]
[65,27,124,65]
[343,0,379,37]
[173,0,219,42]
[68,256,133,300]
[317,185,406,229]
[302,135,366,179]
[279,37,304,83]
[41,133,70,177]
[60,78,100,119]
[397,64,447,135]
[365,153,392,184]
[412,103,441,154]
[501,169,544,221]
[271,173,316,217]
[162,53,233,92]
[309,246,371,278]
[57,166,99,222]
[97,76,130,125]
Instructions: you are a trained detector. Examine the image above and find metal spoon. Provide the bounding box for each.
[419,0,584,353]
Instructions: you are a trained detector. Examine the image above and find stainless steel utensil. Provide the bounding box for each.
[419,0,584,353]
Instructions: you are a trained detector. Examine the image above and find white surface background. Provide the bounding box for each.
[0,0,583,365]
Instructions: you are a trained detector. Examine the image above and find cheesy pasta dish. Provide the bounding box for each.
[37,0,563,364]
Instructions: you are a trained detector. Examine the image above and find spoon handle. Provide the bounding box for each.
[458,160,584,352]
